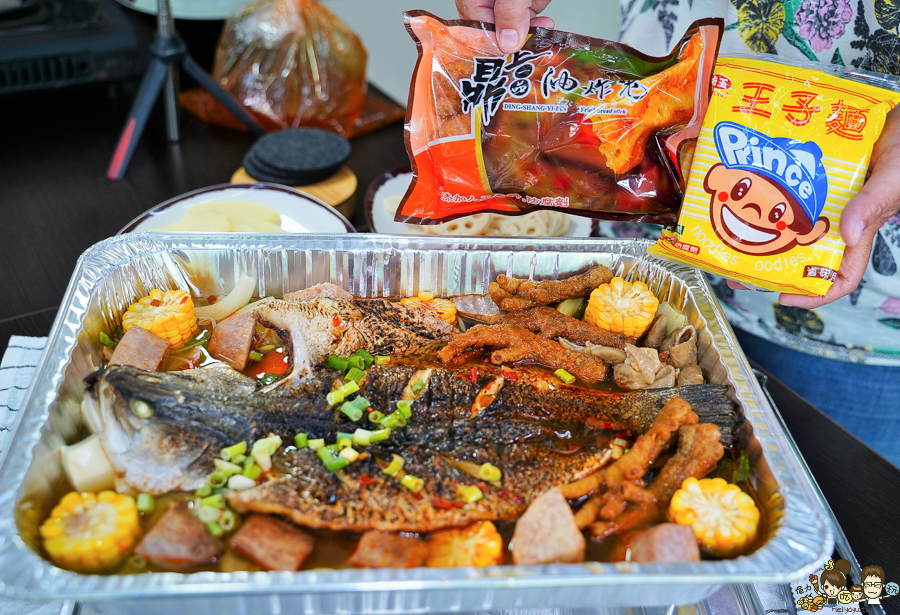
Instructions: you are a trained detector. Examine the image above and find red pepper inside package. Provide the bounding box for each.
[398,11,723,226]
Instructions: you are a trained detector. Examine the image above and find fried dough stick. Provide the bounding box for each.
[501,306,630,349]
[588,423,724,539]
[489,265,613,311]
[436,324,610,381]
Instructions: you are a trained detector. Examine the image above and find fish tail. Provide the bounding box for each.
[671,385,742,447]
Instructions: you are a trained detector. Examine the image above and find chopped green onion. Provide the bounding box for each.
[294,433,308,448]
[457,485,483,503]
[397,400,412,418]
[339,380,360,397]
[232,453,247,465]
[242,462,262,480]
[242,456,255,469]
[99,331,116,350]
[214,458,243,476]
[382,454,405,477]
[251,435,283,457]
[248,350,263,362]
[179,329,211,352]
[254,452,272,472]
[257,344,276,352]
[327,354,350,371]
[355,348,374,368]
[374,355,390,366]
[411,381,425,395]
[339,447,360,463]
[380,411,407,429]
[136,493,155,514]
[400,474,425,493]
[352,428,372,446]
[213,487,229,495]
[556,297,586,319]
[317,446,350,473]
[346,367,366,383]
[337,431,355,441]
[126,554,147,570]
[346,355,365,370]
[206,521,224,538]
[208,472,228,487]
[369,428,391,443]
[326,391,344,406]
[340,401,364,422]
[197,505,221,524]
[352,396,371,410]
[195,484,212,497]
[308,438,325,451]
[554,369,576,385]
[259,373,279,386]
[219,510,237,532]
[201,494,226,509]
[337,436,353,450]
[368,411,385,424]
[227,474,257,490]
[220,441,247,461]
[478,462,502,483]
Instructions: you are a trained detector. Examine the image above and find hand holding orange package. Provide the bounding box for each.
[650,56,900,296]
[399,11,723,226]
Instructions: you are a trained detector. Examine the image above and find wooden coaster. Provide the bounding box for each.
[231,165,357,220]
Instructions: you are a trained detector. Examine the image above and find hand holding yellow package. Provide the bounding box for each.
[649,56,900,296]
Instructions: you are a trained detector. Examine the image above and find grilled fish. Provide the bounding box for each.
[85,363,740,532]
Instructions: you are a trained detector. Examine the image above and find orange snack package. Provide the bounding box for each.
[398,11,723,226]
[649,56,900,296]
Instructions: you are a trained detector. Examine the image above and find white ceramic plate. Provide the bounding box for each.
[119,183,355,234]
[115,0,252,20]
[366,171,595,237]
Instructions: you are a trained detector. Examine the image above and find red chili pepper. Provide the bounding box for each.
[659,352,669,362]
[469,367,478,383]
[475,482,488,490]
[501,368,518,381]
[358,475,377,486]
[208,295,217,303]
[568,444,580,451]
[410,492,424,501]
[430,497,465,509]
[180,296,189,305]
[615,432,631,439]
[332,316,342,327]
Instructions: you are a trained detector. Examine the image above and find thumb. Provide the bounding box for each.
[494,0,532,53]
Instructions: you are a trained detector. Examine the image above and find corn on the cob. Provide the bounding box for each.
[40,491,141,573]
[667,476,760,558]
[426,521,504,567]
[400,294,458,324]
[584,277,659,338]
[122,289,199,348]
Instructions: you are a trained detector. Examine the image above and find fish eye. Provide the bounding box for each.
[769,203,787,223]
[730,178,752,201]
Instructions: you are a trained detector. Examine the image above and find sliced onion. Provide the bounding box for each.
[195,274,256,322]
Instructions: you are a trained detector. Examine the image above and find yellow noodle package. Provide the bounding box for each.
[649,56,900,296]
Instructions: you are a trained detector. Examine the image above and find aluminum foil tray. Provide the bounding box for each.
[0,234,833,614]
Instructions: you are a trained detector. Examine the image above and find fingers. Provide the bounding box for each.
[778,238,872,308]
[455,0,496,21]
[494,0,534,53]
[726,280,752,291]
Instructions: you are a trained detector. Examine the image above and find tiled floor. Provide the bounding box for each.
[324,0,621,104]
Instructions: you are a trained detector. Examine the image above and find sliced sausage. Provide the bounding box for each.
[230,514,315,571]
[628,523,700,562]
[109,326,170,371]
[512,487,585,565]
[135,500,223,570]
[208,312,257,371]
[348,531,429,569]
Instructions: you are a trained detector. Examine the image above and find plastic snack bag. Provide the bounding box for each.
[188,0,367,137]
[649,56,900,296]
[398,11,723,226]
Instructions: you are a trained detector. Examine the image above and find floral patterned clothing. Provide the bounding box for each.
[615,0,900,365]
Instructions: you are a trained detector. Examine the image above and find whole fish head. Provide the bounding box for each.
[85,365,261,494]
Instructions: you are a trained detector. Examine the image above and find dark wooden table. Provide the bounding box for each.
[1,11,897,609]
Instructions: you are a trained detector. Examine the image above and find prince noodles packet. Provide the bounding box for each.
[650,56,900,296]
[399,11,723,226]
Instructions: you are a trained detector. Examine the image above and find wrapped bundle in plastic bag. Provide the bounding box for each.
[191,0,367,136]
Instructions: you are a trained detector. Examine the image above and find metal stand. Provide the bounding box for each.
[106,0,265,181]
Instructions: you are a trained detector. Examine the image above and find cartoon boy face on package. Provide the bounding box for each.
[704,122,831,256]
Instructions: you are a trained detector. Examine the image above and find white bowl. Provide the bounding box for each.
[119,183,355,235]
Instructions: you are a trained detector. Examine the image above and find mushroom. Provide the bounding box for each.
[643,313,668,349]
[676,364,704,386]
[659,325,698,368]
